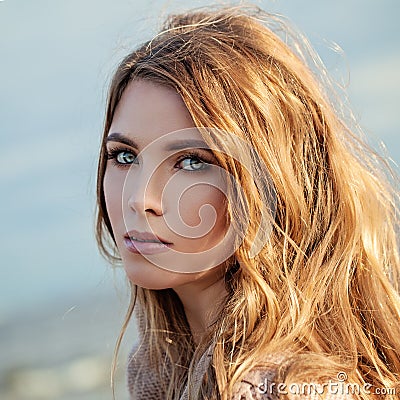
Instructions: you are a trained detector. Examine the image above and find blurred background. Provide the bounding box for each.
[1,0,399,399]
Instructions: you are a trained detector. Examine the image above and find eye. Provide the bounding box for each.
[179,156,207,171]
[116,151,136,164]
[106,147,137,166]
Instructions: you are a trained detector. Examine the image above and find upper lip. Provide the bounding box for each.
[124,229,172,244]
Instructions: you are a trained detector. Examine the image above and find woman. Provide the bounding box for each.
[95,5,400,400]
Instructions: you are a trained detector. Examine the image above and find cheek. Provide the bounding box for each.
[160,169,229,242]
[174,184,227,235]
[103,168,124,225]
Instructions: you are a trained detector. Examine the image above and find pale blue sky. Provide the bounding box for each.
[1,0,399,322]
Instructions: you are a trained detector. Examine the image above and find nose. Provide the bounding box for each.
[125,169,163,216]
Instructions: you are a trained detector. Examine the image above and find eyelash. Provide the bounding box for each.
[106,147,138,167]
[175,152,211,171]
[105,146,211,171]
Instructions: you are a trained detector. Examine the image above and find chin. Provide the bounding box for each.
[123,262,191,290]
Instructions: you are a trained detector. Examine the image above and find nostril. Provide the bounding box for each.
[124,172,164,216]
[127,197,163,217]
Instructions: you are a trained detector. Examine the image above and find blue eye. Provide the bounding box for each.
[116,151,136,164]
[180,157,207,171]
[106,147,137,166]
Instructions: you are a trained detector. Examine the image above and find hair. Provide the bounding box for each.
[95,5,400,400]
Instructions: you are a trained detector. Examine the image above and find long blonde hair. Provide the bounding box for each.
[96,5,400,399]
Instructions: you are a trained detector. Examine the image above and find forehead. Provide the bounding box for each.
[109,80,198,148]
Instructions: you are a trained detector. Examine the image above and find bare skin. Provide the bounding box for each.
[103,80,231,344]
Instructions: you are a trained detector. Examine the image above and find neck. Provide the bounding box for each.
[173,270,228,346]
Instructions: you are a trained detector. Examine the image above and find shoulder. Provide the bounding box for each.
[126,341,162,399]
[231,363,355,400]
[231,367,278,400]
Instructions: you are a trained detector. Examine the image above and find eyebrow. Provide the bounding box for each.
[106,132,213,153]
[106,132,138,148]
[165,140,211,151]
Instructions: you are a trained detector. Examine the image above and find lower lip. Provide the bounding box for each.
[123,237,172,255]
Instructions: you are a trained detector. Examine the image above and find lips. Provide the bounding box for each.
[124,229,172,244]
[123,229,172,255]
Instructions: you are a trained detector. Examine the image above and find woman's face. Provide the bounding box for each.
[103,80,235,289]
